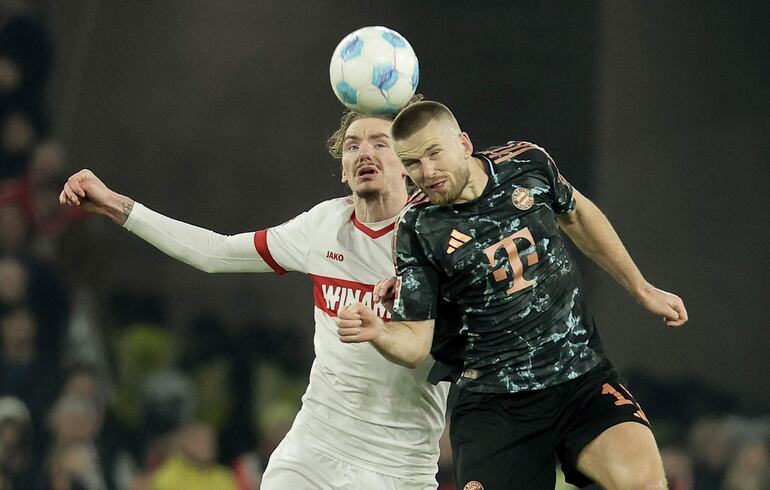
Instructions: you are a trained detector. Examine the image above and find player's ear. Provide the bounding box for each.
[460,132,474,157]
[340,164,348,183]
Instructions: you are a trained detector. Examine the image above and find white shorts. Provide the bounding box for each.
[261,427,438,490]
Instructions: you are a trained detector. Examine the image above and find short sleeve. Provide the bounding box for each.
[392,207,440,321]
[532,146,575,215]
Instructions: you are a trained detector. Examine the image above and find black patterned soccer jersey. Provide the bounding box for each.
[393,141,606,393]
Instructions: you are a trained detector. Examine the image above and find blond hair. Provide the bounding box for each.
[326,94,424,159]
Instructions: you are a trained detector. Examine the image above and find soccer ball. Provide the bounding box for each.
[329,26,419,115]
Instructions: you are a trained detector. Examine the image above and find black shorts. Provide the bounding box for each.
[449,360,651,489]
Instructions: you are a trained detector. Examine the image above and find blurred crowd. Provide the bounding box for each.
[1,4,769,490]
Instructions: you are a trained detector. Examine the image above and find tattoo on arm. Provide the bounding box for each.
[121,201,134,218]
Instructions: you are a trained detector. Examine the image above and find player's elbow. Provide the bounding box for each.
[403,344,431,369]
[385,345,429,369]
[190,260,228,274]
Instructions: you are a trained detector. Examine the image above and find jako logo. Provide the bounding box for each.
[326,251,344,261]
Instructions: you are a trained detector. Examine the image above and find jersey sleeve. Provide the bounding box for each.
[530,145,575,215]
[254,202,327,274]
[392,206,440,322]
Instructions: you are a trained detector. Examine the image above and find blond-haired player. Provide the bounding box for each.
[60,102,449,489]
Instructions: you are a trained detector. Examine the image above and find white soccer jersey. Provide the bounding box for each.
[254,197,449,479]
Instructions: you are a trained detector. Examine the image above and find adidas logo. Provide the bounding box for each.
[447,229,472,254]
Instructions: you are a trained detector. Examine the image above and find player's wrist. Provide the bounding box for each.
[632,281,655,303]
[371,318,390,344]
[105,193,135,225]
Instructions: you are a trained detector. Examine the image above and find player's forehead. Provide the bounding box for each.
[394,120,452,157]
[344,117,392,141]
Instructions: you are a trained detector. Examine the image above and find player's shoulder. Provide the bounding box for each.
[283,196,352,231]
[306,196,355,216]
[393,189,430,235]
[403,189,432,220]
[478,140,552,167]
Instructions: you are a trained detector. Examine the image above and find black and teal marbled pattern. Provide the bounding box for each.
[393,142,605,393]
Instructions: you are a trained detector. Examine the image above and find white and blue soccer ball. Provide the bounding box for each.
[329,26,419,115]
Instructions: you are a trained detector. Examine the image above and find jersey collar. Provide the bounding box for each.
[351,212,396,239]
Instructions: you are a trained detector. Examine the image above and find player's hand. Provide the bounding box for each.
[60,169,109,211]
[637,285,688,327]
[373,276,398,314]
[336,302,385,343]
[60,169,132,224]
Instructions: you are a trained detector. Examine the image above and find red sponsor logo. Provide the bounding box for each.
[309,274,391,320]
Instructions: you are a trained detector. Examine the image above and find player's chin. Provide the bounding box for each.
[353,184,383,200]
[424,190,452,206]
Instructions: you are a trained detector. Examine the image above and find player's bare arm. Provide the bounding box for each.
[60,169,135,225]
[556,188,688,327]
[336,303,434,368]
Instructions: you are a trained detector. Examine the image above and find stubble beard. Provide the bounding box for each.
[425,164,469,206]
[355,187,381,201]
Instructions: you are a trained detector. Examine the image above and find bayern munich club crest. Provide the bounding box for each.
[463,482,484,490]
[511,187,534,210]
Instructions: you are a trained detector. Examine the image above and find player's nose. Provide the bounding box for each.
[358,143,374,159]
[421,159,437,178]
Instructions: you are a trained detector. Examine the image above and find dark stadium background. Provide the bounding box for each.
[0,0,770,490]
[48,0,768,408]
[3,1,767,488]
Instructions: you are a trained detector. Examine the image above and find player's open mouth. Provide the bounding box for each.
[429,180,447,192]
[356,166,379,178]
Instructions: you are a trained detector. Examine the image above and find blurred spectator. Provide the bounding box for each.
[180,314,234,434]
[48,393,102,453]
[139,369,196,473]
[689,416,732,490]
[0,3,52,103]
[723,441,770,490]
[0,203,28,254]
[0,396,34,489]
[0,140,87,258]
[661,446,694,490]
[147,423,236,490]
[0,255,69,369]
[59,362,133,488]
[27,140,86,249]
[42,442,105,490]
[42,393,106,490]
[0,256,26,307]
[107,291,174,431]
[0,307,59,441]
[0,102,47,181]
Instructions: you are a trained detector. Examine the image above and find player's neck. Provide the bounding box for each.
[454,157,489,204]
[353,188,408,223]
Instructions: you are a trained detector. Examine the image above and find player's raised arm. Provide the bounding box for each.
[336,303,434,368]
[556,188,688,327]
[60,169,272,274]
